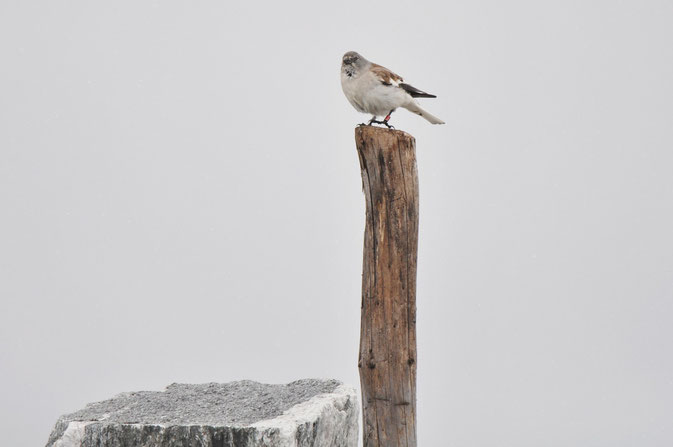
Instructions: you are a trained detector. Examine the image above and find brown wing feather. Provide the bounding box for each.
[370,63,403,86]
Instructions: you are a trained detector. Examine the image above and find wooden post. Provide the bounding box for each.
[355,126,418,447]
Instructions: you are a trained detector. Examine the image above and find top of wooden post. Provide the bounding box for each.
[354,125,415,146]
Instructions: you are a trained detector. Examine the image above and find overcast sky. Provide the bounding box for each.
[1,1,672,446]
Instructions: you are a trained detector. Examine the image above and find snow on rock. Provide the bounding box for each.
[45,379,358,447]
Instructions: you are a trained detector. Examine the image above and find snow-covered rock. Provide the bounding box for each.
[46,379,358,447]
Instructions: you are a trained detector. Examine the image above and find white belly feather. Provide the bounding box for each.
[341,70,410,117]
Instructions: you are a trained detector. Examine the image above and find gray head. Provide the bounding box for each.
[342,51,368,70]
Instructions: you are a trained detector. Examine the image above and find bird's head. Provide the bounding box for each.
[342,51,366,68]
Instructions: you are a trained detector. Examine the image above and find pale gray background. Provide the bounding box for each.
[1,1,672,446]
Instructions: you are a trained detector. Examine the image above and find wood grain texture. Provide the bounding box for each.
[355,126,418,447]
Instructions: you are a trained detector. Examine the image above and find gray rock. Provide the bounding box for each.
[46,379,359,447]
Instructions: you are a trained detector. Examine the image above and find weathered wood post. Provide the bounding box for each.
[355,126,418,447]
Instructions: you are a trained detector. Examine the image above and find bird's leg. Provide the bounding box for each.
[367,116,389,127]
[382,110,395,129]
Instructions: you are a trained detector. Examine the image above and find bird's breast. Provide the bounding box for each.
[341,73,366,113]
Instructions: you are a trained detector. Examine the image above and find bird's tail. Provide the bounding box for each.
[403,101,445,125]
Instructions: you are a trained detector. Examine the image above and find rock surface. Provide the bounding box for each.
[46,379,358,447]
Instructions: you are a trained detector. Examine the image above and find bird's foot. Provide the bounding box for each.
[367,119,394,129]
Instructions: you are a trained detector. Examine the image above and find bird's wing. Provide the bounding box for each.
[400,83,437,98]
[370,63,404,87]
[371,63,437,98]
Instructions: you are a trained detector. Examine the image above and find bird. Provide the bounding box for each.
[341,51,444,128]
